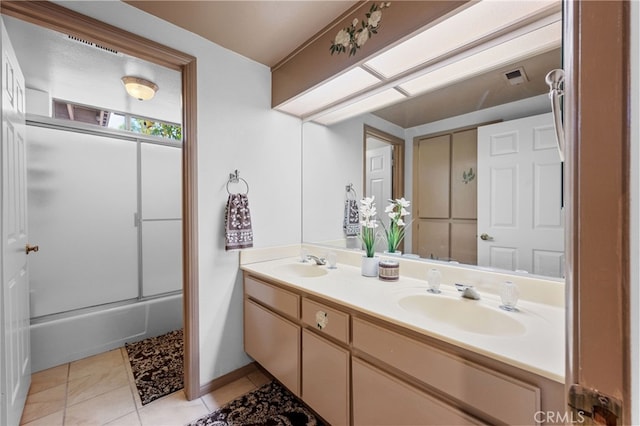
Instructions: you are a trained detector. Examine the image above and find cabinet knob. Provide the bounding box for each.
[315,310,328,330]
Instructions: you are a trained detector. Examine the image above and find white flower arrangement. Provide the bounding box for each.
[330,2,391,57]
[382,197,411,253]
[359,196,379,258]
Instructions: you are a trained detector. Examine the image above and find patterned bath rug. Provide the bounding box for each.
[125,329,184,405]
[187,380,324,426]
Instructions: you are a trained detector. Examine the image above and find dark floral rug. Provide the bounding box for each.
[187,381,324,426]
[125,329,184,405]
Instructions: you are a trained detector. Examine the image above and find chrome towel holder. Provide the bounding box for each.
[227,169,249,195]
[545,68,565,162]
[345,183,358,200]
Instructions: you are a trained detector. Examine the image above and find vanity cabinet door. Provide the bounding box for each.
[352,357,481,426]
[302,329,349,426]
[244,299,300,396]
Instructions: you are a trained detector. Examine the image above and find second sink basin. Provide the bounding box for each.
[397,294,526,337]
[274,263,328,278]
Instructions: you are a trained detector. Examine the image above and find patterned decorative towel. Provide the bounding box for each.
[343,199,360,237]
[225,193,253,250]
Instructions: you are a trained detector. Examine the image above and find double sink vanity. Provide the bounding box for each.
[240,245,565,425]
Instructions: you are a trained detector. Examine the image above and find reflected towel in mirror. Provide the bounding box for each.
[343,199,360,237]
[225,193,253,250]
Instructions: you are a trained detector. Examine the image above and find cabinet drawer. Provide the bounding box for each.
[353,357,481,425]
[245,275,300,319]
[352,317,540,425]
[302,298,349,344]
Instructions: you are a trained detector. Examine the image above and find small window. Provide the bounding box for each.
[129,116,182,141]
[52,99,182,142]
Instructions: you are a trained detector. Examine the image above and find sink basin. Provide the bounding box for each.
[274,263,328,278]
[397,294,526,336]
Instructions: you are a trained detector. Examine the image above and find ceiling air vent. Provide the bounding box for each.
[66,35,120,55]
[503,67,528,85]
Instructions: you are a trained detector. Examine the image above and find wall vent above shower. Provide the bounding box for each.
[66,34,121,56]
[502,67,529,85]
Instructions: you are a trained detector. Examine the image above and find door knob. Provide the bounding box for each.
[480,233,494,241]
[25,244,39,254]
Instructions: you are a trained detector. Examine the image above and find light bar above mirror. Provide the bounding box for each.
[274,0,562,125]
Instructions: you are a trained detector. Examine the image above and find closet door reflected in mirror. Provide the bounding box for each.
[412,127,478,264]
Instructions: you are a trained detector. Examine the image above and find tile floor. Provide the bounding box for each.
[20,347,270,426]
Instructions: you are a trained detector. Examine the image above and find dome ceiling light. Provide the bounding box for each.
[121,76,158,101]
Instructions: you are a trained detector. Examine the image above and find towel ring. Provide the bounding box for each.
[226,177,249,195]
[346,183,358,200]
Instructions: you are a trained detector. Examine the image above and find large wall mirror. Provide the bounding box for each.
[302,41,564,280]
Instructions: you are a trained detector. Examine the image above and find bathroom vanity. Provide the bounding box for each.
[241,249,565,425]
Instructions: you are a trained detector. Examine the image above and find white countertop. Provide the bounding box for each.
[241,256,565,384]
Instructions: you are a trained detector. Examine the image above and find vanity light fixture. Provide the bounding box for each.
[121,76,158,101]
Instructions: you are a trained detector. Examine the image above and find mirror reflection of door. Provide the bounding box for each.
[363,126,404,253]
[477,112,564,277]
[412,127,478,264]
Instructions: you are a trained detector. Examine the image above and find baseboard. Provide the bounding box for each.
[198,362,259,397]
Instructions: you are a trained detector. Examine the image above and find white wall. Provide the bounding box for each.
[302,113,404,244]
[54,1,302,385]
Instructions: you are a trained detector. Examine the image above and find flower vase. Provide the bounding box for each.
[361,256,379,277]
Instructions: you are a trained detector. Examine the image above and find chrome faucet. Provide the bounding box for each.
[306,255,327,266]
[455,283,481,300]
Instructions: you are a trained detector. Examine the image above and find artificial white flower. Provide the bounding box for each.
[334,29,351,48]
[356,29,369,47]
[352,18,359,26]
[382,196,411,253]
[368,10,382,28]
[396,197,411,208]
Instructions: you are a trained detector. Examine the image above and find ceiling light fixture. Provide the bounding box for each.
[121,76,158,101]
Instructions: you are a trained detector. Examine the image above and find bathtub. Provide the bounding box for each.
[30,293,182,372]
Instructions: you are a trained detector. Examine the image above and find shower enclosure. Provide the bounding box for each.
[27,119,183,372]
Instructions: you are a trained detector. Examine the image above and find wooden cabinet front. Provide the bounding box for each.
[243,298,300,396]
[352,357,480,426]
[302,329,350,426]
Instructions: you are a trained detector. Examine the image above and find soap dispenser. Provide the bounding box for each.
[499,280,519,311]
[426,268,442,294]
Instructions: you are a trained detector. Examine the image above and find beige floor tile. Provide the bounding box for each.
[104,411,141,426]
[21,409,64,426]
[138,390,208,426]
[200,377,256,413]
[20,383,67,425]
[64,385,135,426]
[247,369,271,388]
[68,349,125,381]
[30,364,69,394]
[67,366,129,406]
[121,349,143,409]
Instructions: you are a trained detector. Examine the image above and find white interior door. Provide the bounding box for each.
[477,112,564,277]
[1,18,31,426]
[366,144,392,251]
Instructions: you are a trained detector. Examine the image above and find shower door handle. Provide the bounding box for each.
[25,244,39,254]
